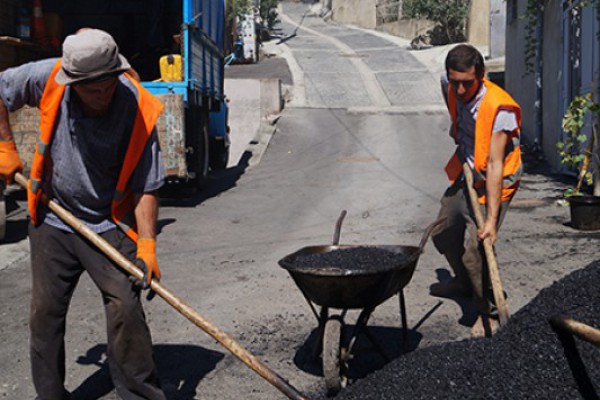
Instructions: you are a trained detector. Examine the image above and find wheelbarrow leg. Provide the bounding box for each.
[399,289,408,345]
[347,308,372,354]
[347,307,391,363]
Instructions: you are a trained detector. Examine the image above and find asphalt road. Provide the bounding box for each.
[1,2,598,399]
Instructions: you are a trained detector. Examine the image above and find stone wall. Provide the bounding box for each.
[331,0,377,29]
[377,19,435,41]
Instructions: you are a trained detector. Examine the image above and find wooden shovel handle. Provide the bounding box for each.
[14,173,309,400]
[332,209,347,245]
[462,165,510,326]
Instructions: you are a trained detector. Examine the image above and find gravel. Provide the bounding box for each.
[286,247,410,274]
[332,259,600,400]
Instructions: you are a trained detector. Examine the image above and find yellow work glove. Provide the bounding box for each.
[0,140,23,184]
[135,238,161,289]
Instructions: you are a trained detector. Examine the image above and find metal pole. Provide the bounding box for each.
[533,2,545,154]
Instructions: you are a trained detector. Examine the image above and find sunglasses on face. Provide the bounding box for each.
[448,78,478,90]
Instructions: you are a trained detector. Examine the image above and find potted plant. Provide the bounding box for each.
[556,92,600,230]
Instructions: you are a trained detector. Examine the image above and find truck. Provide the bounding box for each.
[0,0,229,240]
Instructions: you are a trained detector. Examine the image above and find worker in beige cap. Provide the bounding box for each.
[0,28,166,399]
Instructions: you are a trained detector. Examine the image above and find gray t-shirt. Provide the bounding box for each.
[0,58,165,233]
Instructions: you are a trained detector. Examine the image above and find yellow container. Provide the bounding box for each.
[159,54,183,82]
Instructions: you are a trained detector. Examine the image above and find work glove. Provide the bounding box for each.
[133,238,161,300]
[0,140,23,184]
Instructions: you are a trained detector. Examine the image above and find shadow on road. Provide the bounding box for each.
[292,324,423,381]
[431,268,478,327]
[159,151,252,208]
[2,219,29,243]
[157,218,177,235]
[72,343,224,399]
[1,188,29,243]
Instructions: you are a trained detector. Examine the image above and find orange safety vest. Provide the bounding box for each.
[28,60,164,242]
[444,78,522,204]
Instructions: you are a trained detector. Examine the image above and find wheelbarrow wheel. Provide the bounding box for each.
[323,316,346,396]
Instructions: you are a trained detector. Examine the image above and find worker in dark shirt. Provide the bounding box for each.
[0,29,166,399]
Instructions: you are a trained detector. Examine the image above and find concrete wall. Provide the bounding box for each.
[377,19,435,40]
[489,0,507,58]
[539,0,563,168]
[467,0,490,47]
[225,78,282,168]
[331,0,377,29]
[505,0,533,149]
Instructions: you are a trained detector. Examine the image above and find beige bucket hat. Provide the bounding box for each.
[55,28,131,85]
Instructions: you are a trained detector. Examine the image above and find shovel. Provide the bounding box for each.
[14,172,309,400]
[462,165,510,326]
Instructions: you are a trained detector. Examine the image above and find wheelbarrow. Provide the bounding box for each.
[278,211,443,395]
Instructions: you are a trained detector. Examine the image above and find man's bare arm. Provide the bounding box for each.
[134,192,159,239]
[0,99,14,142]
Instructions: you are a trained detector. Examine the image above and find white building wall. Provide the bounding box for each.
[505,0,578,170]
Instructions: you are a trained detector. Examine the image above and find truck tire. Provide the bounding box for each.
[194,118,210,188]
[209,139,229,171]
[188,105,210,189]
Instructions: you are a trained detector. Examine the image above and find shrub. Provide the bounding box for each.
[557,93,600,197]
[402,0,469,44]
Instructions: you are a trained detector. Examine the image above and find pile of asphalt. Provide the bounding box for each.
[333,260,600,400]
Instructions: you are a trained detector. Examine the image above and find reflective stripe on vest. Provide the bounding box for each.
[29,178,42,194]
[36,137,49,156]
[28,60,164,242]
[115,212,136,236]
[445,79,522,204]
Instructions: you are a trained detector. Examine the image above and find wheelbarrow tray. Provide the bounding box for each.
[279,244,420,310]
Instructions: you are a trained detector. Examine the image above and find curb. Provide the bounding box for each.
[246,120,279,168]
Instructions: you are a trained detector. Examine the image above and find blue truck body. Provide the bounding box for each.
[142,0,229,184]
[143,0,225,102]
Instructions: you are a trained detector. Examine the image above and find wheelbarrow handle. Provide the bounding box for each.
[13,173,309,400]
[333,209,347,246]
[401,217,446,266]
[417,217,446,253]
